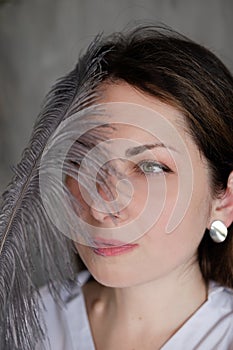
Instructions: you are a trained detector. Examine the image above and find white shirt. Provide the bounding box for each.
[36,271,233,350]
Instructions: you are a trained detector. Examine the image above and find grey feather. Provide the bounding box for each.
[0,35,112,350]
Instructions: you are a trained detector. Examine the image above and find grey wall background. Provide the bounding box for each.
[0,0,233,193]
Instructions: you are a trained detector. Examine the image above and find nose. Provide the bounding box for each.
[89,178,130,224]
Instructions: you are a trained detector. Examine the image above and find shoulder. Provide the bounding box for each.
[162,282,233,350]
[191,282,233,348]
[36,270,93,350]
[208,280,233,311]
[198,283,233,349]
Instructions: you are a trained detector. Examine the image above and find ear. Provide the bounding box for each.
[208,171,233,229]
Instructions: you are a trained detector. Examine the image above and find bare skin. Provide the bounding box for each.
[82,265,207,349]
[67,82,233,349]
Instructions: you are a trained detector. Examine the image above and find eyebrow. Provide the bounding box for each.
[125,143,178,157]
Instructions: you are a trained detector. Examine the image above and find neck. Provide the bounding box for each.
[109,262,206,327]
[86,261,207,348]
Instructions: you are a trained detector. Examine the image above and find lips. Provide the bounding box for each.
[93,244,138,257]
[93,237,130,247]
[92,237,138,256]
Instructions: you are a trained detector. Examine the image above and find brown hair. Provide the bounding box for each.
[77,25,233,287]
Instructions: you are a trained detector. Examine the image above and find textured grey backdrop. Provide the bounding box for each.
[0,0,233,193]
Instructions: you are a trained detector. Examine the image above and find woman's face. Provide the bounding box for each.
[67,82,214,288]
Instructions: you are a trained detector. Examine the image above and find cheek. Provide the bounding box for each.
[146,198,209,263]
[65,176,92,221]
[145,174,211,259]
[145,236,197,279]
[123,176,148,218]
[125,174,171,224]
[141,212,204,278]
[66,176,81,200]
[155,158,211,237]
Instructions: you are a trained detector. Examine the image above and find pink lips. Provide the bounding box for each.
[92,237,138,257]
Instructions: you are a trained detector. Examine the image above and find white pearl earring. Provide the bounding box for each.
[209,220,228,243]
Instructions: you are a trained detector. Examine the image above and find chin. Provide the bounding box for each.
[93,274,135,288]
[87,263,140,288]
[76,245,142,287]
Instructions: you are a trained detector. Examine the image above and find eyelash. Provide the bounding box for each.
[133,160,173,176]
[70,159,173,178]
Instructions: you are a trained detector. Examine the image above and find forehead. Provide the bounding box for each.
[98,82,193,152]
[101,81,183,123]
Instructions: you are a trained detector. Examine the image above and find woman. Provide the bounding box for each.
[35,26,233,350]
[1,26,233,350]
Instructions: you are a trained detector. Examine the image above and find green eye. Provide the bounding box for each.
[139,161,163,174]
[136,160,172,175]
